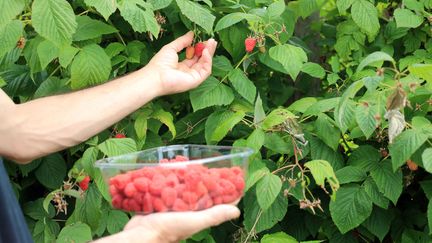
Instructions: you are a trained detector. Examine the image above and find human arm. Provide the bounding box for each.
[93,205,240,243]
[0,32,217,163]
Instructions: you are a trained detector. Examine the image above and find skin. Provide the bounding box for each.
[0,32,241,243]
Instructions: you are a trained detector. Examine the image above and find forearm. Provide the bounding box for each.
[92,228,162,243]
[0,67,160,163]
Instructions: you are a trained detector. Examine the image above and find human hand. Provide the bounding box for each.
[94,205,240,243]
[142,31,217,96]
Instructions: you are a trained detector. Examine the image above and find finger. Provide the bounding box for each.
[192,48,212,80]
[180,39,217,68]
[165,31,194,52]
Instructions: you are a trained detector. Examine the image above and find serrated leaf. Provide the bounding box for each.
[298,0,319,19]
[409,64,432,83]
[394,8,423,29]
[37,40,59,69]
[364,177,389,209]
[267,0,286,19]
[370,160,403,204]
[389,129,428,170]
[269,44,308,80]
[34,153,67,189]
[84,0,117,20]
[261,232,297,243]
[335,80,364,132]
[118,0,160,37]
[302,62,326,78]
[288,97,317,113]
[315,113,340,151]
[24,198,55,220]
[355,103,378,139]
[70,44,111,89]
[256,173,282,210]
[362,206,395,241]
[214,13,259,32]
[0,20,22,58]
[337,0,354,13]
[348,145,380,171]
[148,0,172,10]
[107,210,129,234]
[264,133,292,154]
[57,222,92,243]
[59,45,79,68]
[134,112,149,140]
[429,200,432,235]
[329,185,373,234]
[73,16,118,41]
[351,0,380,39]
[309,136,344,171]
[189,76,234,111]
[151,109,176,139]
[254,94,266,124]
[73,184,102,231]
[304,97,340,116]
[98,138,137,157]
[32,0,77,46]
[422,148,432,173]
[0,0,25,27]
[304,160,339,197]
[335,166,367,184]
[247,129,265,154]
[205,110,244,144]
[261,108,296,131]
[357,51,395,72]
[176,0,215,33]
[228,69,256,103]
[246,167,269,192]
[34,77,69,98]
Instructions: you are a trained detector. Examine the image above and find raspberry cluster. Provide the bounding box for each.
[108,156,245,213]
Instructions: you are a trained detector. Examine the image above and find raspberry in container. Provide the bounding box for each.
[95,145,253,214]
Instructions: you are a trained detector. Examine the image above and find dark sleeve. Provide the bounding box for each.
[0,158,33,243]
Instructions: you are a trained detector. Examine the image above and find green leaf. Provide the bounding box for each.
[362,206,395,241]
[351,0,380,39]
[363,177,389,209]
[267,0,286,19]
[247,129,266,154]
[256,173,282,210]
[0,20,22,58]
[34,77,69,98]
[73,16,118,41]
[246,166,269,192]
[370,160,403,204]
[261,232,297,243]
[261,108,296,130]
[420,180,432,200]
[254,94,266,125]
[304,97,340,116]
[98,138,137,157]
[24,198,55,220]
[73,184,102,231]
[228,69,257,103]
[84,0,117,20]
[105,42,125,58]
[329,185,373,234]
[37,40,59,69]
[175,0,215,33]
[57,222,92,243]
[298,0,319,19]
[309,136,344,171]
[264,133,292,154]
[189,76,235,111]
[409,64,432,83]
[315,113,340,151]
[337,0,354,13]
[348,145,380,171]
[32,0,77,46]
[335,166,367,184]
[148,0,172,10]
[0,0,24,27]
[394,8,423,29]
[355,103,378,139]
[35,153,67,189]
[244,192,288,233]
[335,80,364,132]
[59,45,79,68]
[70,44,111,89]
[357,51,395,72]
[429,199,432,235]
[107,210,129,234]
[389,129,428,170]
[302,62,326,78]
[304,160,339,197]
[134,111,149,140]
[118,0,160,37]
[269,44,308,80]
[288,97,317,113]
[151,109,176,139]
[33,218,59,243]
[205,110,245,144]
[214,13,259,32]
[79,147,99,178]
[422,148,432,173]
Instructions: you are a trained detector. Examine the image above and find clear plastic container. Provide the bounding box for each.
[95,145,253,214]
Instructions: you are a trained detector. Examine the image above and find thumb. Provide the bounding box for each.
[165,31,194,52]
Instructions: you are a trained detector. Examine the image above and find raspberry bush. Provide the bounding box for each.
[2,0,432,242]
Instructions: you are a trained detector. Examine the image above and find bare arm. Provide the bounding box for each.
[0,32,217,163]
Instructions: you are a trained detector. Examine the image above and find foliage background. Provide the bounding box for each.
[2,0,432,242]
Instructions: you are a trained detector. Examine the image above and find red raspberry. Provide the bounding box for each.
[213,196,223,205]
[182,191,198,205]
[232,176,245,191]
[140,168,157,179]
[124,183,137,197]
[122,199,131,211]
[197,195,213,210]
[129,199,141,212]
[153,197,168,212]
[219,168,235,180]
[175,168,187,182]
[166,173,179,187]
[159,158,169,163]
[133,177,150,193]
[172,198,189,212]
[185,171,201,190]
[109,185,119,196]
[188,164,207,172]
[231,166,243,176]
[149,174,166,195]
[142,193,153,214]
[175,184,186,197]
[222,191,239,203]
[202,174,218,191]
[185,46,195,59]
[219,179,236,194]
[110,173,131,190]
[161,187,177,207]
[195,182,208,198]
[194,42,205,57]
[174,155,189,161]
[79,176,90,191]
[112,194,123,209]
[245,37,256,53]
[209,184,224,198]
[114,133,126,138]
